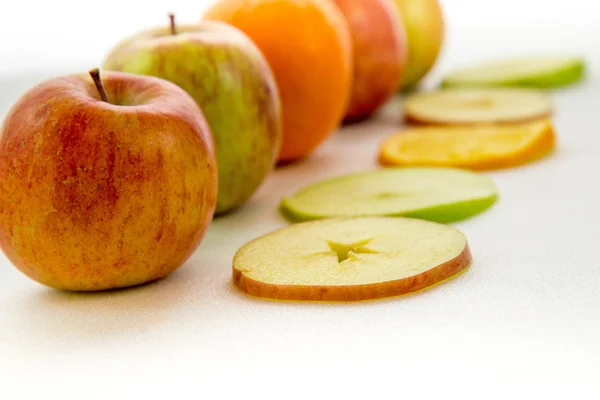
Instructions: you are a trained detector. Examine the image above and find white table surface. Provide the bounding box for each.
[1,0,599,398]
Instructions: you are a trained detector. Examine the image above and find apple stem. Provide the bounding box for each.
[168,12,177,35]
[89,68,109,103]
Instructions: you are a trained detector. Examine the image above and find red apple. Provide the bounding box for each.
[333,0,408,122]
[0,69,218,291]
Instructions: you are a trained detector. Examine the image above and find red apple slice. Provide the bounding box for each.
[233,217,472,301]
[403,88,553,125]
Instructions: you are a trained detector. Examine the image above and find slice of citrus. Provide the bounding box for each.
[441,56,585,89]
[233,217,472,301]
[379,119,556,170]
[403,88,553,125]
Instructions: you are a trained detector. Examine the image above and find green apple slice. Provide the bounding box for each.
[403,88,553,125]
[233,217,472,301]
[280,167,498,223]
[441,56,585,89]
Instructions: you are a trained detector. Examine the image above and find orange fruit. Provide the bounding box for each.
[379,119,556,170]
[204,0,353,163]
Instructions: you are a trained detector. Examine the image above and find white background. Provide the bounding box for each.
[1,0,599,78]
[1,0,599,398]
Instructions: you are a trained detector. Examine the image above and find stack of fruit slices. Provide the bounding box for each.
[235,167,492,301]
[379,56,586,171]
[381,87,558,170]
[232,56,585,303]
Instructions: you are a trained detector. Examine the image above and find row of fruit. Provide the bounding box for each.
[237,87,576,301]
[0,0,585,300]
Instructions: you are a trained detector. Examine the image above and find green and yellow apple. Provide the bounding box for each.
[0,69,218,291]
[332,0,408,122]
[102,15,283,215]
[393,0,445,89]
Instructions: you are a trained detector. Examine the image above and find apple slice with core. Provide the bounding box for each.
[233,217,472,301]
[280,167,498,223]
[403,88,553,125]
[441,56,585,89]
[379,119,556,170]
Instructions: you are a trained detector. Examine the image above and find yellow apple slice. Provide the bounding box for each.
[441,56,585,89]
[379,119,556,170]
[233,217,472,301]
[403,88,553,125]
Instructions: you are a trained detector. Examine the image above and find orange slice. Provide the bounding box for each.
[379,119,556,170]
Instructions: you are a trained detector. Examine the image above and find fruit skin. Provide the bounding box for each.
[392,0,444,89]
[0,71,218,291]
[204,0,353,163]
[232,217,473,302]
[332,0,408,122]
[103,20,282,215]
[441,57,586,89]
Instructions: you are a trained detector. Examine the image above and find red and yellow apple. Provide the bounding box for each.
[0,69,218,291]
[393,0,445,89]
[102,16,282,215]
[333,0,408,122]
